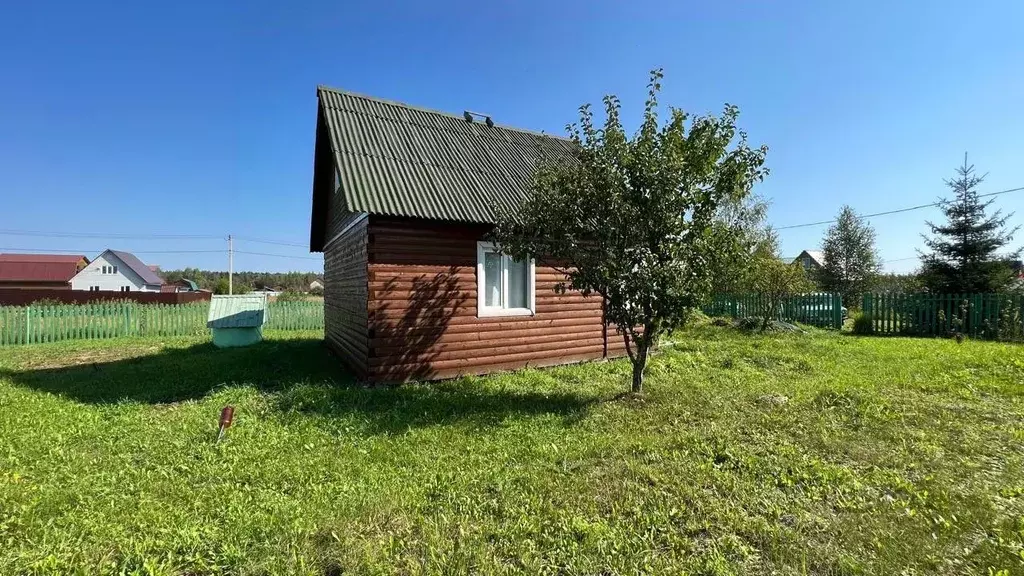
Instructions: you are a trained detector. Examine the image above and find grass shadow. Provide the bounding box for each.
[1,338,598,433]
[1,338,347,404]
[273,380,599,434]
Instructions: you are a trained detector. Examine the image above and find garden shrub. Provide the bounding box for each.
[275,290,307,303]
[851,312,873,334]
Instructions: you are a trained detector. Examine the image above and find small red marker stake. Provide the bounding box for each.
[216,406,235,444]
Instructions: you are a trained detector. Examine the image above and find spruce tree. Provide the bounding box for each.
[920,155,1019,294]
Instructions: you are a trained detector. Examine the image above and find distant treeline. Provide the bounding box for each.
[160,268,323,293]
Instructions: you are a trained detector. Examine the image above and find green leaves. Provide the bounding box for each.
[819,205,881,304]
[747,232,815,329]
[493,69,768,390]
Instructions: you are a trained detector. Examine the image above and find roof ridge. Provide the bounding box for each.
[316,85,569,142]
[105,249,164,285]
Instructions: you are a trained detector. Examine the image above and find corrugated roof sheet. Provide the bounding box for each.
[0,254,87,263]
[0,254,86,283]
[207,294,268,328]
[316,86,576,224]
[108,250,164,286]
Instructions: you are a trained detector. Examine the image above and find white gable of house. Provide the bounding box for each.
[69,251,162,292]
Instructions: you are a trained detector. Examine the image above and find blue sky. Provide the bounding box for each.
[1,1,1022,273]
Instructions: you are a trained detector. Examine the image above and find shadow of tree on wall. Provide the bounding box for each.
[370,266,469,381]
[1,336,597,434]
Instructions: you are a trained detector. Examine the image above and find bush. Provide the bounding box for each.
[736,317,760,331]
[275,290,307,303]
[851,312,873,334]
[213,279,252,295]
[27,298,64,307]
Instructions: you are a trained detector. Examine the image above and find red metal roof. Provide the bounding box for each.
[0,253,87,283]
[0,254,86,263]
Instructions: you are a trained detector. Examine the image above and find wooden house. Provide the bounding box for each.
[793,250,825,273]
[308,87,628,381]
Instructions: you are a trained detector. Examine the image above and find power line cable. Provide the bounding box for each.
[881,255,921,264]
[775,185,1024,230]
[0,229,223,240]
[0,230,311,249]
[233,236,308,248]
[0,247,224,255]
[234,250,321,260]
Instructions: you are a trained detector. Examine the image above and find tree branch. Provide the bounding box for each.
[622,330,636,363]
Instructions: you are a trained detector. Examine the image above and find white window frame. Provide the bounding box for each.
[476,241,535,317]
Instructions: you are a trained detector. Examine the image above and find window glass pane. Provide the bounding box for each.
[507,257,528,309]
[484,251,502,307]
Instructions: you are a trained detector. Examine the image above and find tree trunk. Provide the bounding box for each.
[762,299,776,331]
[631,340,649,394]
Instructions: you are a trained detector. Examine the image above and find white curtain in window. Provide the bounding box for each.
[484,251,502,306]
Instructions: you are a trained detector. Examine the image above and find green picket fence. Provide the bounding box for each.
[862,293,1024,341]
[704,293,844,329]
[265,301,325,330]
[0,300,324,346]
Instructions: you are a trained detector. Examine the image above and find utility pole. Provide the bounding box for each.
[228,234,234,295]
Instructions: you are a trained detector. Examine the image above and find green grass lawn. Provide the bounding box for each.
[1,327,1023,575]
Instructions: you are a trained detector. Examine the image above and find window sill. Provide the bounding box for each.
[478,307,535,318]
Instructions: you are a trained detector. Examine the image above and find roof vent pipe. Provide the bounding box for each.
[463,110,494,128]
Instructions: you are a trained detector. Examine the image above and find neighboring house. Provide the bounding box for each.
[309,87,627,382]
[163,278,200,293]
[309,279,324,291]
[0,253,89,289]
[793,250,825,273]
[70,250,165,292]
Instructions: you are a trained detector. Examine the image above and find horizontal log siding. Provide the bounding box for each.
[366,217,623,381]
[323,213,369,377]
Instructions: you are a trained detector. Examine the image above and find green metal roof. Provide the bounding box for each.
[207,294,267,329]
[316,86,576,224]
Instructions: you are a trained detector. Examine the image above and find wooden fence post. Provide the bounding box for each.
[833,293,842,329]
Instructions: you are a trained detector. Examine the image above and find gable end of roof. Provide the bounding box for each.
[309,86,576,251]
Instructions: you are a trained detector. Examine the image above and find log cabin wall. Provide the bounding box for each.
[322,212,370,378]
[366,216,625,381]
